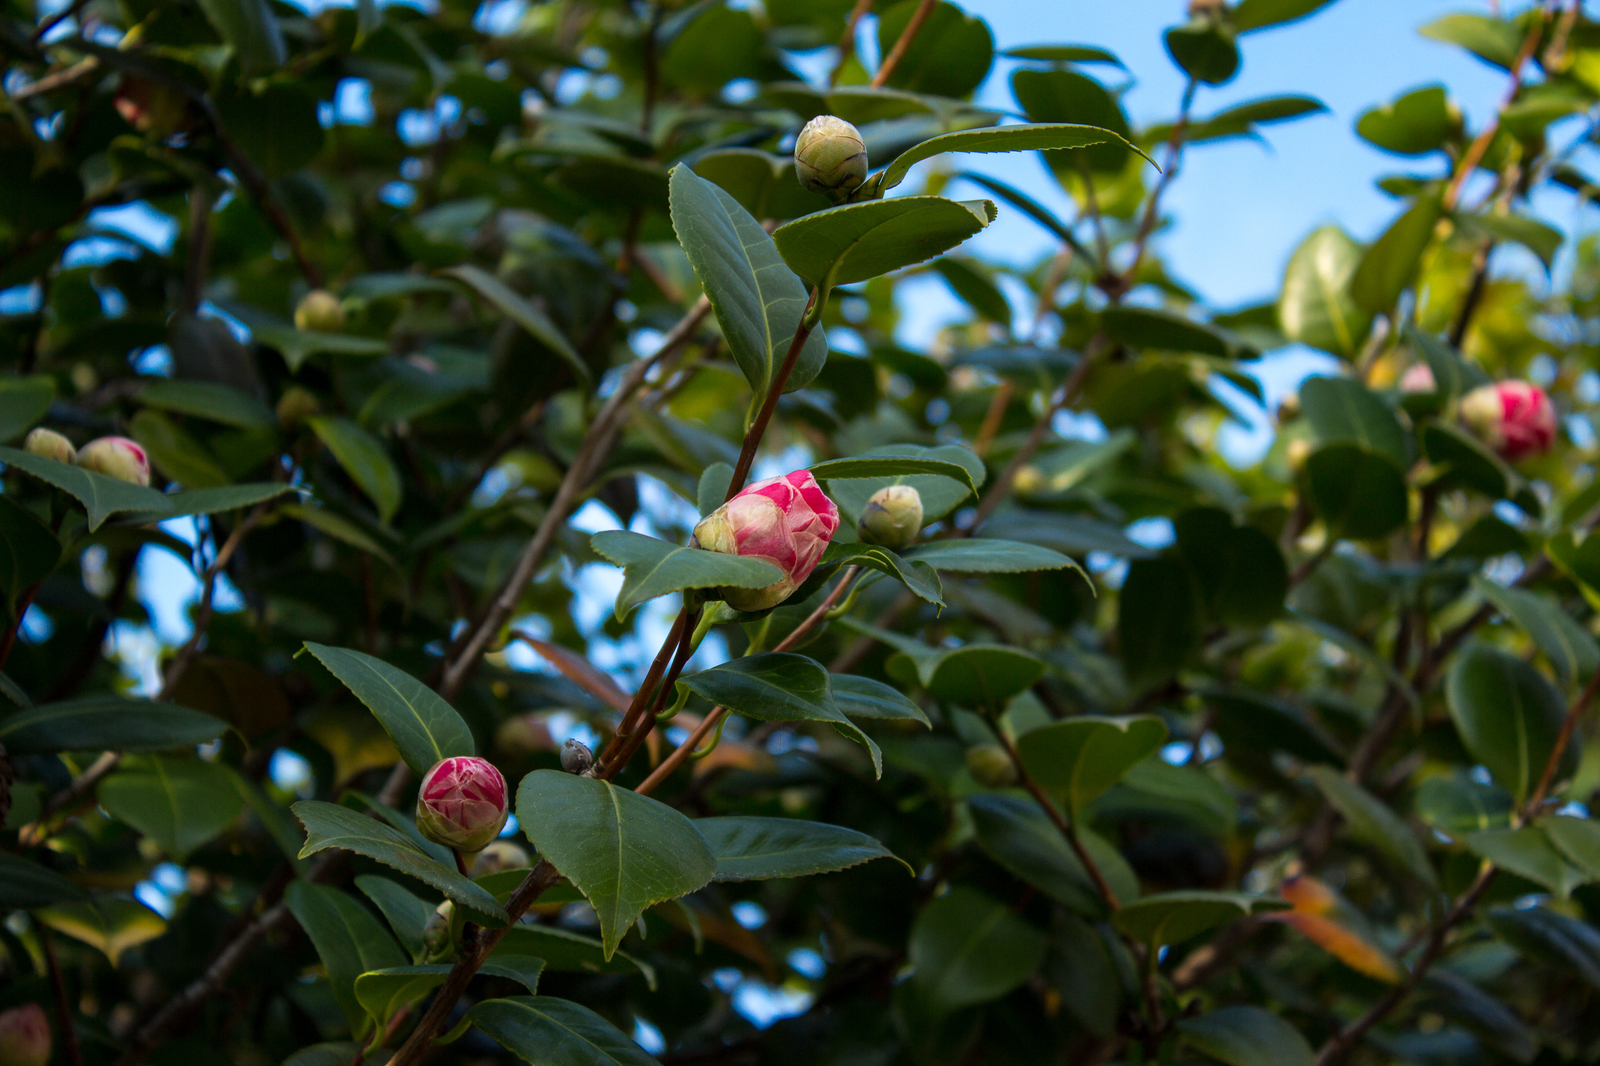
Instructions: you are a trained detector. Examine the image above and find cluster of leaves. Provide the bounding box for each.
[8,0,1600,1065]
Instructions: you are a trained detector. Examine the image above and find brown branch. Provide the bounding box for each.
[11,56,100,98]
[870,0,936,89]
[994,730,1119,911]
[724,288,819,499]
[42,925,83,1066]
[1442,6,1551,211]
[972,379,1014,458]
[829,0,874,86]
[1121,78,1196,290]
[1527,666,1600,815]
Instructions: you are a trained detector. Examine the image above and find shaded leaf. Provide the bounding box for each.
[696,816,909,881]
[590,531,785,621]
[301,643,474,776]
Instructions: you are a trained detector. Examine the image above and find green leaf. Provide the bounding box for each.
[356,959,542,1036]
[0,696,228,754]
[252,325,388,371]
[1177,1006,1314,1066]
[885,643,1046,710]
[138,380,276,429]
[495,925,657,989]
[1466,827,1589,897]
[876,123,1144,196]
[1010,68,1133,177]
[1350,195,1444,313]
[809,453,979,496]
[1112,891,1288,947]
[696,462,734,517]
[470,997,661,1066]
[908,886,1045,1015]
[280,502,395,564]
[195,0,286,74]
[1357,85,1461,156]
[933,257,1011,324]
[1305,444,1409,540]
[1414,773,1514,838]
[1102,305,1249,358]
[1305,765,1437,888]
[821,542,943,606]
[773,197,996,288]
[98,756,244,861]
[1406,326,1489,401]
[1472,576,1599,685]
[906,538,1086,578]
[1457,212,1565,272]
[0,495,58,605]
[284,881,407,1039]
[1004,43,1124,65]
[825,443,986,526]
[1118,557,1203,690]
[1300,376,1408,466]
[0,376,56,442]
[440,264,588,387]
[1487,904,1600,991]
[873,0,994,97]
[589,530,785,621]
[308,417,402,524]
[1233,0,1339,32]
[300,642,474,775]
[36,898,166,966]
[1421,422,1512,499]
[1448,645,1574,804]
[1173,509,1288,627]
[1164,20,1240,85]
[830,673,930,726]
[1157,95,1327,145]
[516,769,715,958]
[967,793,1135,916]
[667,165,828,397]
[0,445,173,531]
[695,816,909,882]
[1273,224,1376,356]
[0,853,91,909]
[1420,13,1525,69]
[1016,716,1168,817]
[292,800,509,921]
[130,410,230,489]
[1545,816,1600,880]
[355,875,435,959]
[148,482,298,519]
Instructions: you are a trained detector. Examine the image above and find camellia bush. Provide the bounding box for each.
[10,0,1600,1064]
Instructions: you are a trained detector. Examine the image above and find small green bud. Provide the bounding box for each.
[795,115,868,200]
[965,744,1018,789]
[422,901,454,958]
[276,386,321,428]
[23,427,76,465]
[294,290,345,333]
[468,840,530,877]
[857,485,923,550]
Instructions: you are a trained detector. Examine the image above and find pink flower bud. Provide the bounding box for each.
[1460,380,1556,462]
[693,470,840,612]
[416,756,509,852]
[23,427,76,464]
[1398,363,1435,394]
[0,1004,51,1066]
[76,436,150,486]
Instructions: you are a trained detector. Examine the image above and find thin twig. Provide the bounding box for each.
[1442,6,1552,211]
[42,925,84,1066]
[870,0,936,89]
[1527,666,1600,815]
[828,0,875,87]
[1121,78,1197,290]
[724,289,819,498]
[994,730,1118,911]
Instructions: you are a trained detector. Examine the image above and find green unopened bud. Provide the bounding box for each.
[423,901,454,958]
[468,840,530,877]
[23,427,76,465]
[77,436,150,486]
[857,485,923,550]
[965,744,1018,789]
[294,290,345,333]
[276,386,321,428]
[1286,437,1313,477]
[795,115,867,201]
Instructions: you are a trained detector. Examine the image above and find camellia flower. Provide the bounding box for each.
[415,756,509,852]
[1460,380,1557,462]
[0,1004,51,1066]
[693,470,840,612]
[23,427,76,464]
[794,115,867,200]
[857,485,924,550]
[1398,363,1435,394]
[76,436,150,486]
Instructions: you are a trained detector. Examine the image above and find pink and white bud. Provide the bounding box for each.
[0,1004,51,1066]
[1399,363,1436,394]
[76,436,150,486]
[693,470,840,612]
[23,427,76,464]
[857,485,923,550]
[415,756,509,852]
[1460,380,1557,462]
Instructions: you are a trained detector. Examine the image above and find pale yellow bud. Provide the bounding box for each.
[795,115,867,200]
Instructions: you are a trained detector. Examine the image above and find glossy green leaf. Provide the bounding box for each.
[1420,13,1525,69]
[308,417,402,524]
[1415,773,1514,839]
[98,756,244,861]
[933,257,1011,323]
[1154,95,1327,146]
[1277,226,1372,359]
[130,410,229,488]
[516,769,715,958]
[1350,195,1443,313]
[825,443,986,526]
[1422,422,1512,499]
[1466,827,1588,898]
[36,898,165,967]
[1305,765,1436,888]
[1487,905,1600,991]
[873,0,994,97]
[1173,508,1288,627]
[967,793,1135,916]
[1458,212,1565,271]
[908,886,1045,1015]
[809,453,978,496]
[1300,376,1407,466]
[820,541,942,606]
[1004,43,1123,65]
[0,696,228,754]
[196,0,286,74]
[440,264,588,386]
[0,445,173,531]
[886,643,1046,710]
[1016,716,1167,816]
[668,164,827,397]
[292,800,508,920]
[696,816,908,882]
[1102,305,1247,358]
[1447,645,1574,804]
[0,495,58,604]
[1472,576,1599,684]
[356,958,542,1036]
[906,538,1085,577]
[1357,85,1460,156]
[252,325,388,371]
[495,925,657,989]
[0,853,91,909]
[0,376,56,442]
[1118,557,1203,689]
[1406,326,1489,401]
[773,196,996,288]
[1164,20,1239,85]
[301,642,474,775]
[1177,1006,1314,1066]
[149,482,299,519]
[470,997,661,1066]
[1232,0,1339,32]
[589,531,786,620]
[1112,891,1288,947]
[1305,444,1409,540]
[284,881,407,1039]
[138,380,276,429]
[876,123,1142,195]
[830,673,930,726]
[355,875,435,959]
[1544,816,1600,880]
